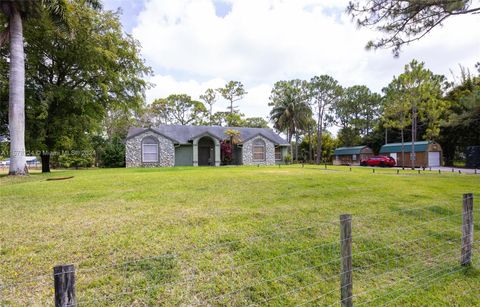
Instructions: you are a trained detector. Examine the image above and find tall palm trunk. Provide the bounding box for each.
[8,7,27,175]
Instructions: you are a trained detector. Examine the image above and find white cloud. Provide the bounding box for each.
[133,0,480,126]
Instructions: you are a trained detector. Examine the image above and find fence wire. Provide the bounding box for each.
[1,203,478,306]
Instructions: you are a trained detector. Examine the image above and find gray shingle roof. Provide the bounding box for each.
[127,125,289,145]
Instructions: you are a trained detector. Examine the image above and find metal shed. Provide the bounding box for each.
[333,146,373,166]
[379,141,442,168]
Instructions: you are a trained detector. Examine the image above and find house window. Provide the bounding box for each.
[253,139,266,161]
[275,147,282,161]
[352,154,357,161]
[142,137,158,162]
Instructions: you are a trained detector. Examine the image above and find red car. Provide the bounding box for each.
[360,156,396,167]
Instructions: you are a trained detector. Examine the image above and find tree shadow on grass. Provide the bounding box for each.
[123,255,178,285]
[389,205,455,220]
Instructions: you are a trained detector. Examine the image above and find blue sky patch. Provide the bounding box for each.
[103,0,145,32]
[214,0,232,18]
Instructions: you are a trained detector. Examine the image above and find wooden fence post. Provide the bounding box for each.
[461,193,474,266]
[54,264,76,307]
[340,214,353,307]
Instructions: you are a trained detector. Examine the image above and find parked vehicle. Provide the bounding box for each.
[360,156,396,167]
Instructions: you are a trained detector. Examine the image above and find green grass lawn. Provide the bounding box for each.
[1,165,479,306]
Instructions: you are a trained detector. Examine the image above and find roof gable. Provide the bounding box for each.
[241,132,278,144]
[126,127,180,143]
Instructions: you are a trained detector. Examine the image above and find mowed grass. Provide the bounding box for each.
[0,165,479,306]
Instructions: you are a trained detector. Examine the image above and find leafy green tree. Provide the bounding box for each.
[210,111,246,127]
[301,117,317,162]
[0,0,100,175]
[209,112,268,128]
[337,127,362,147]
[308,75,342,164]
[382,76,412,168]
[382,60,449,168]
[100,136,125,168]
[335,85,381,146]
[216,81,247,125]
[269,79,312,161]
[102,108,144,141]
[199,88,217,125]
[150,94,207,126]
[299,131,339,162]
[440,71,480,165]
[6,4,150,172]
[242,117,269,128]
[348,0,480,56]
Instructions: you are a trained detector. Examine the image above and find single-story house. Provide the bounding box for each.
[379,141,442,168]
[333,146,374,166]
[126,125,290,167]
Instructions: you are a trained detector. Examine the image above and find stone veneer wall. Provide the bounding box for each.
[126,131,175,167]
[242,136,275,165]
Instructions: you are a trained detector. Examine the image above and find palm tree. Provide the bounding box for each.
[269,80,312,161]
[0,0,100,175]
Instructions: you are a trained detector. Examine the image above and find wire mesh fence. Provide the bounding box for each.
[0,194,478,306]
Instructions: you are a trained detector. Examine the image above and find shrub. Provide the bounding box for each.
[284,154,292,164]
[101,137,125,168]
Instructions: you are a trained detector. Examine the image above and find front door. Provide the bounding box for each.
[198,137,215,166]
[198,146,211,166]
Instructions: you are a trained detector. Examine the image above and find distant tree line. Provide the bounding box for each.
[140,81,269,129]
[267,60,480,166]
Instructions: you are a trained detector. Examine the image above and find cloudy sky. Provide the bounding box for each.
[103,0,480,127]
